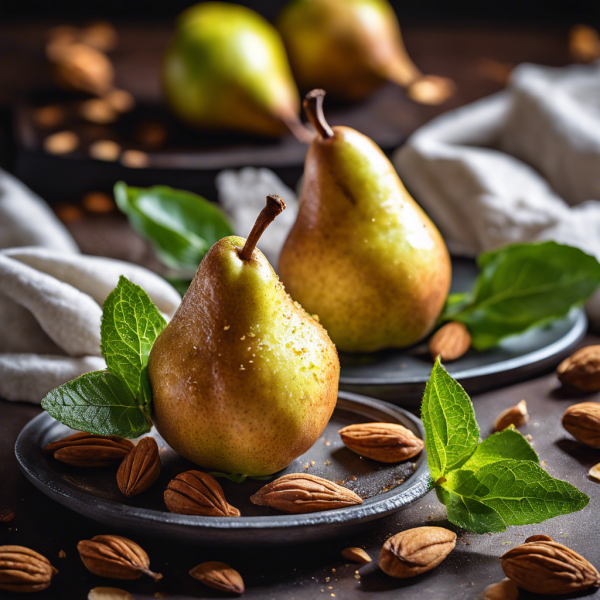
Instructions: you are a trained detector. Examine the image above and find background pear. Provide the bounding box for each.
[163,3,310,140]
[277,0,454,104]
[278,90,452,353]
[149,195,340,476]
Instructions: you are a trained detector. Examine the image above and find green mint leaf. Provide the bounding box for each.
[41,370,151,438]
[443,241,600,349]
[436,485,506,534]
[115,182,233,273]
[101,276,167,400]
[461,428,538,471]
[442,459,588,532]
[421,358,479,481]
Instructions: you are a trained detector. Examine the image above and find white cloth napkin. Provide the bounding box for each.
[393,62,600,328]
[0,170,181,403]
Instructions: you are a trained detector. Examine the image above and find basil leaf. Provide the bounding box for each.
[114,182,233,273]
[443,241,600,350]
[101,276,166,400]
[421,358,479,481]
[461,428,538,471]
[41,371,151,438]
[442,460,588,531]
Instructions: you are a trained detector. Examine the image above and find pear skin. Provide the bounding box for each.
[149,196,339,476]
[278,91,451,353]
[278,0,454,104]
[163,3,310,139]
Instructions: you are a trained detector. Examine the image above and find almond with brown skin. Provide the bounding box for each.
[0,546,58,592]
[190,561,244,594]
[501,536,600,595]
[562,402,600,448]
[557,346,600,391]
[494,400,529,431]
[338,423,424,463]
[341,547,372,563]
[250,473,362,514]
[164,471,240,517]
[116,437,161,497]
[88,588,133,600]
[429,322,471,362]
[44,432,134,467]
[482,578,519,600]
[78,535,162,581]
[379,526,456,579]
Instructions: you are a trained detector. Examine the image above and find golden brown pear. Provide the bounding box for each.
[278,90,451,353]
[149,195,339,476]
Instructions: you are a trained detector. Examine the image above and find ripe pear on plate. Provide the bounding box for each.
[278,90,451,353]
[277,0,455,104]
[148,195,339,476]
[162,2,311,140]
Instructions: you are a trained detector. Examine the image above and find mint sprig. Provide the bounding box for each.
[424,358,589,533]
[42,277,166,438]
[441,241,600,349]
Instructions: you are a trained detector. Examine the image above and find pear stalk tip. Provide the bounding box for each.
[303,89,334,139]
[239,195,286,261]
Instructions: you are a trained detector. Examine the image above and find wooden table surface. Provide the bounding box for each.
[2,20,600,600]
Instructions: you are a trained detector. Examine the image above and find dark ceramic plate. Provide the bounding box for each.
[339,258,587,406]
[15,392,430,546]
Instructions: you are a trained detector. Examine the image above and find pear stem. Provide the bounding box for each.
[239,195,286,261]
[303,89,334,139]
[282,113,316,144]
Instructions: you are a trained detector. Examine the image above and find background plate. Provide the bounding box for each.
[339,258,587,405]
[15,392,430,546]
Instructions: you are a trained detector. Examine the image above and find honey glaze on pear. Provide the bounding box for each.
[149,196,340,476]
[279,91,451,353]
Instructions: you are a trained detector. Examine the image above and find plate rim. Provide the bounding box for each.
[15,391,431,534]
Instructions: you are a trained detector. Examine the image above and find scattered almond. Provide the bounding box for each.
[494,400,529,431]
[562,402,600,448]
[33,105,66,128]
[407,75,456,105]
[429,322,471,362]
[80,98,117,124]
[569,24,600,63]
[88,587,133,600]
[341,547,371,564]
[44,432,133,466]
[0,510,15,523]
[89,140,121,161]
[55,204,84,222]
[79,21,119,52]
[189,562,244,595]
[116,437,161,497]
[44,131,79,155]
[121,150,149,168]
[589,463,600,481]
[104,89,135,113]
[557,346,600,392]
[0,546,58,592]
[482,578,518,600]
[83,191,115,213]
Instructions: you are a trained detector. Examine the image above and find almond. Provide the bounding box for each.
[0,546,58,592]
[116,437,161,497]
[189,562,244,595]
[482,578,519,600]
[562,402,600,448]
[429,322,471,362]
[338,423,424,463]
[341,547,372,563]
[44,432,133,467]
[493,400,529,431]
[250,473,362,514]
[557,346,600,392]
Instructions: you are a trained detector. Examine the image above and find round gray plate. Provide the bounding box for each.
[15,392,430,546]
[339,258,587,406]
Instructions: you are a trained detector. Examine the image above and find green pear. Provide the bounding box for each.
[278,90,451,353]
[277,0,454,104]
[148,195,340,476]
[163,2,310,139]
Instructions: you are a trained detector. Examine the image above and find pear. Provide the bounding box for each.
[163,3,311,140]
[278,90,451,353]
[277,0,454,104]
[148,195,340,476]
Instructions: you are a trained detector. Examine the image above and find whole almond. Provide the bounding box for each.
[501,537,600,594]
[78,535,162,581]
[189,561,244,595]
[88,587,133,600]
[165,470,240,517]
[429,322,471,362]
[562,402,600,448]
[338,423,424,463]
[482,578,519,600]
[557,346,600,391]
[341,547,372,564]
[116,437,161,497]
[493,400,529,431]
[589,463,600,481]
[379,526,456,579]
[44,432,134,466]
[250,473,362,514]
[0,546,58,592]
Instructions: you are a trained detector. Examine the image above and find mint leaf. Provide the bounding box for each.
[421,358,479,480]
[101,276,166,400]
[41,371,151,438]
[461,428,538,471]
[442,460,588,531]
[442,241,600,349]
[114,182,233,273]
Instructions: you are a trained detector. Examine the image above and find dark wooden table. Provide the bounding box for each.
[2,20,600,600]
